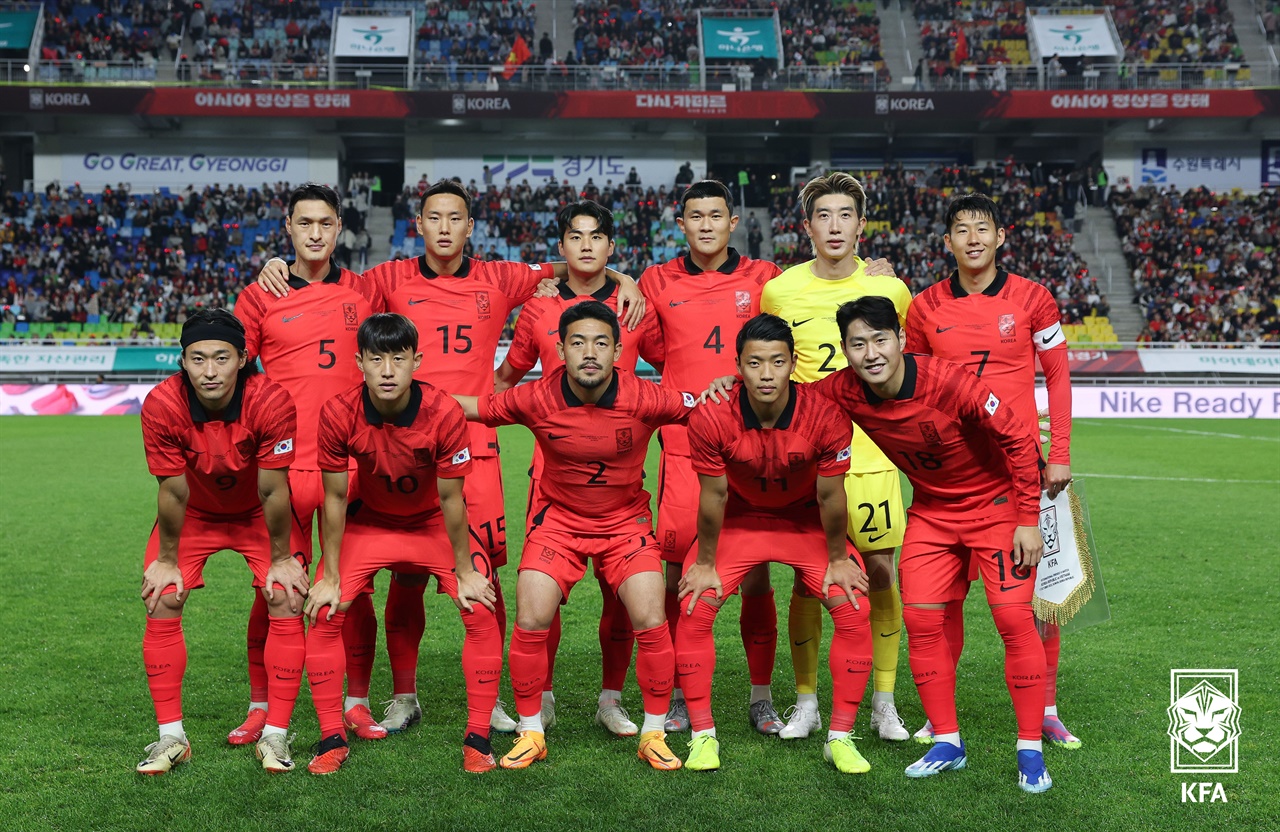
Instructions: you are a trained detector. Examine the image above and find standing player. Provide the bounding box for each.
[638,180,784,734]
[258,179,645,734]
[495,200,665,736]
[301,313,501,775]
[453,301,694,771]
[137,310,309,775]
[904,193,1078,748]
[233,183,387,746]
[677,314,874,774]
[761,172,913,742]
[813,296,1052,793]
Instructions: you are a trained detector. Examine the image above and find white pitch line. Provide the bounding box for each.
[1076,473,1279,485]
[1077,421,1280,442]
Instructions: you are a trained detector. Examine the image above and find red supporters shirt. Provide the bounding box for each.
[362,255,546,457]
[639,249,780,455]
[234,265,383,470]
[317,381,472,524]
[478,367,696,535]
[506,282,665,376]
[141,373,297,518]
[813,355,1042,525]
[689,383,852,517]
[905,270,1071,465]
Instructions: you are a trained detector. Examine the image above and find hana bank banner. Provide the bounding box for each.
[701,17,779,60]
[1029,14,1119,58]
[1035,385,1280,418]
[333,15,414,58]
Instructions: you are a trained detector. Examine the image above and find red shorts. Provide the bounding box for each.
[316,509,494,604]
[899,510,1036,605]
[520,526,662,602]
[684,513,866,601]
[143,511,294,594]
[288,468,360,568]
[465,455,508,567]
[656,452,698,564]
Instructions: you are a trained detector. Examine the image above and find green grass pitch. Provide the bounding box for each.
[0,416,1276,831]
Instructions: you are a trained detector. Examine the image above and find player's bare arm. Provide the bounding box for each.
[451,394,481,422]
[493,359,524,394]
[816,473,866,607]
[699,374,739,404]
[546,262,646,329]
[679,473,728,614]
[142,474,189,613]
[440,476,496,614]
[1011,525,1045,569]
[305,469,350,624]
[258,466,308,613]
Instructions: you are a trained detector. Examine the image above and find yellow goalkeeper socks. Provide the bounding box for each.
[869,584,903,695]
[788,591,823,695]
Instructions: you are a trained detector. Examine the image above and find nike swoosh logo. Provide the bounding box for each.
[547,328,558,335]
[878,629,901,638]
[275,673,294,680]
[669,300,689,307]
[647,748,676,763]
[147,671,165,677]
[936,325,957,333]
[408,298,429,305]
[791,318,813,327]
[998,584,1021,592]
[281,313,304,323]
[867,532,890,543]
[863,426,882,432]
[478,678,497,684]
[793,637,814,646]
[507,746,536,761]
[1014,683,1035,689]
[1041,329,1060,344]
[751,638,773,645]
[547,433,571,440]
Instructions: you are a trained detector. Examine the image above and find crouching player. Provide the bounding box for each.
[677,314,873,773]
[453,301,695,771]
[137,309,308,774]
[303,313,500,774]
[812,297,1052,793]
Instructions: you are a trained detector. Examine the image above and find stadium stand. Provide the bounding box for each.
[415,0,536,69]
[1110,186,1280,343]
[1110,1,1242,65]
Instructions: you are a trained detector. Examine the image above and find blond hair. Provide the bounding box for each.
[800,172,867,221]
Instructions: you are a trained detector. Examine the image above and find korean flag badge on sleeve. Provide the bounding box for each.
[273,438,294,456]
[452,447,472,465]
[984,392,1000,416]
[836,446,852,462]
[682,392,697,408]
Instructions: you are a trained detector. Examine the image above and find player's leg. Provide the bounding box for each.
[739,563,781,734]
[780,575,823,739]
[915,567,972,743]
[655,451,698,732]
[850,470,909,741]
[380,571,428,734]
[527,462,560,731]
[464,454,515,733]
[595,565,637,737]
[1040,623,1081,748]
[612,539,680,771]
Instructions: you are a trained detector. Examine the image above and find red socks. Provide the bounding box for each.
[675,599,719,731]
[246,591,269,702]
[990,603,1047,740]
[385,577,427,695]
[943,598,965,672]
[740,589,777,687]
[342,592,377,699]
[827,601,872,733]
[143,616,186,724]
[264,615,305,729]
[599,574,634,692]
[664,589,681,651]
[1042,622,1061,708]
[543,610,562,693]
[508,626,550,719]
[460,605,502,737]
[306,610,348,740]
[633,623,675,718]
[903,606,959,734]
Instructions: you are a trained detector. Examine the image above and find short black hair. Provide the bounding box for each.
[557,200,614,241]
[836,296,901,342]
[419,179,472,217]
[944,193,1002,232]
[680,179,734,216]
[558,300,620,343]
[358,313,419,354]
[736,313,794,357]
[288,183,341,217]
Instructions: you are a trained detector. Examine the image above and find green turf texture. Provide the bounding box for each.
[0,416,1276,830]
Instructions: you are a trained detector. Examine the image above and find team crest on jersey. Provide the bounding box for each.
[235,438,256,459]
[343,303,359,330]
[475,291,491,319]
[539,546,556,564]
[998,314,1017,338]
[919,421,942,446]
[663,530,678,553]
[615,427,633,452]
[788,452,807,472]
[413,447,436,466]
[735,290,751,318]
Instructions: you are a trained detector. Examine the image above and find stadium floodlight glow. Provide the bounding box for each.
[440,118,463,126]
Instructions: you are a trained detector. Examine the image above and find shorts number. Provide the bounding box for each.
[470,551,492,579]
[857,499,892,533]
[585,461,609,485]
[437,324,473,354]
[215,475,237,491]
[817,343,838,373]
[477,517,506,550]
[379,474,419,493]
[994,549,1032,582]
[969,350,991,377]
[754,476,789,492]
[703,326,724,354]
[896,450,942,471]
[318,339,336,369]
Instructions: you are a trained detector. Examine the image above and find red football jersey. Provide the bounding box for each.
[905,270,1071,465]
[639,248,781,455]
[234,265,383,469]
[689,383,852,517]
[478,367,696,535]
[141,373,297,518]
[316,381,472,524]
[506,281,665,377]
[813,354,1042,525]
[362,255,546,457]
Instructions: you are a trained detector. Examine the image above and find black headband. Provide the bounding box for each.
[181,322,246,352]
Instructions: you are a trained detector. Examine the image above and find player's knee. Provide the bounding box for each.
[697,591,723,610]
[262,591,303,618]
[149,590,186,616]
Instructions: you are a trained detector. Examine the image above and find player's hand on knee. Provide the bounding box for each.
[698,375,738,404]
[141,561,184,614]
[265,557,310,614]
[1012,525,1045,569]
[256,257,291,298]
[678,562,722,615]
[305,577,342,625]
[823,559,867,610]
[456,569,497,614]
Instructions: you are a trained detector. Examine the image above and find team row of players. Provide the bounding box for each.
[136,176,1074,790]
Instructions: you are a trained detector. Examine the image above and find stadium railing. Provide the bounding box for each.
[915,61,1277,91]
